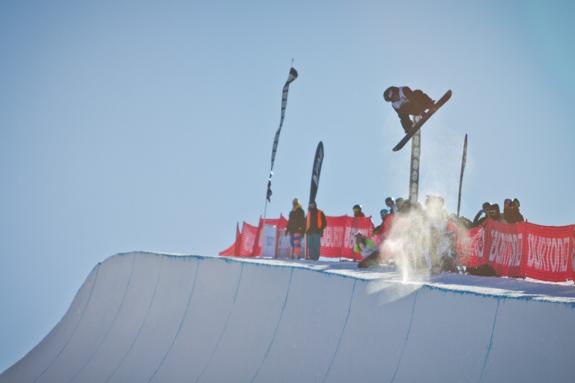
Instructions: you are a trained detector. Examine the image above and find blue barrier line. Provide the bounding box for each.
[104,257,165,383]
[321,279,358,383]
[32,264,102,383]
[478,299,501,383]
[67,254,137,383]
[194,262,244,383]
[147,258,201,383]
[249,268,294,383]
[389,289,419,383]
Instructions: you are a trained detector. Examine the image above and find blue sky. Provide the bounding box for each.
[1,0,574,371]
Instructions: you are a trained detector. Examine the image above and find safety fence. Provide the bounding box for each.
[219,216,375,261]
[456,219,575,282]
[221,217,575,282]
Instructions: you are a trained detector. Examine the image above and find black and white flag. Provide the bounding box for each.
[309,141,324,205]
[266,67,298,202]
[457,134,468,217]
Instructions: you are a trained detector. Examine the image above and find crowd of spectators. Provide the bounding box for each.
[284,195,526,273]
[472,198,524,227]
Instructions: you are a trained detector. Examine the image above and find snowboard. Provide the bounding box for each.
[392,90,452,152]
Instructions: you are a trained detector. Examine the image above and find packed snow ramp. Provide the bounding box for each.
[2,252,575,383]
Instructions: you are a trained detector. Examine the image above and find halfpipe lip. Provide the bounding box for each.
[110,252,575,305]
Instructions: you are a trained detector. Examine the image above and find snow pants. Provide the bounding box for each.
[289,233,304,259]
[307,233,321,260]
[396,90,434,132]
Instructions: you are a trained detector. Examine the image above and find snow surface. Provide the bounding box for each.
[1,252,574,383]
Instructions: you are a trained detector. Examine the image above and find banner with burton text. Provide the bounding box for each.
[222,217,575,282]
[457,219,575,282]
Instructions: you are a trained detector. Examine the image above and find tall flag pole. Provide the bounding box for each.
[264,64,298,218]
[309,142,324,205]
[408,116,422,204]
[457,134,468,217]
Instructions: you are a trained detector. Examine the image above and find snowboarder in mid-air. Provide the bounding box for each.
[383,86,435,133]
[384,86,452,151]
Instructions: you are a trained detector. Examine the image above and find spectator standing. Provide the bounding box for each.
[385,197,397,214]
[373,209,391,237]
[488,203,502,221]
[472,202,491,227]
[395,198,406,212]
[506,198,525,223]
[352,204,365,218]
[306,201,327,261]
[286,198,306,259]
[502,198,513,223]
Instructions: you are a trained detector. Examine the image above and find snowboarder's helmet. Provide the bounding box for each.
[383,86,398,102]
[353,204,362,211]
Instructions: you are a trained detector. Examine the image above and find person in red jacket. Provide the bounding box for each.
[373,209,393,239]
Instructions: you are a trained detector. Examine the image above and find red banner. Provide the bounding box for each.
[456,219,575,282]
[252,216,288,257]
[219,223,241,256]
[237,222,259,257]
[220,215,374,261]
[321,216,374,260]
[455,226,484,267]
[221,216,575,283]
[482,220,524,278]
[522,223,575,282]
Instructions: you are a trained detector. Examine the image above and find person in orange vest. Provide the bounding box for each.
[306,201,327,261]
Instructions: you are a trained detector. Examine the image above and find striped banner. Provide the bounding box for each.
[266,67,298,202]
[309,141,324,205]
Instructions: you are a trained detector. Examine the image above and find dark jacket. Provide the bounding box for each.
[504,209,525,224]
[394,87,434,130]
[306,208,327,235]
[472,210,487,227]
[287,207,306,235]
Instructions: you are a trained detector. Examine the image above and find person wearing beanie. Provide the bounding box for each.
[352,204,365,218]
[473,202,491,227]
[373,208,391,236]
[306,201,327,261]
[286,198,306,258]
[354,232,382,268]
[383,86,435,133]
[385,197,397,214]
[506,198,525,224]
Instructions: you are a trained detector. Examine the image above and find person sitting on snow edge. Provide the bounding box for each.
[354,232,382,268]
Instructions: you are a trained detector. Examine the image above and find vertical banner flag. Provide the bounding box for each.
[457,134,468,217]
[309,141,324,205]
[266,67,298,202]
